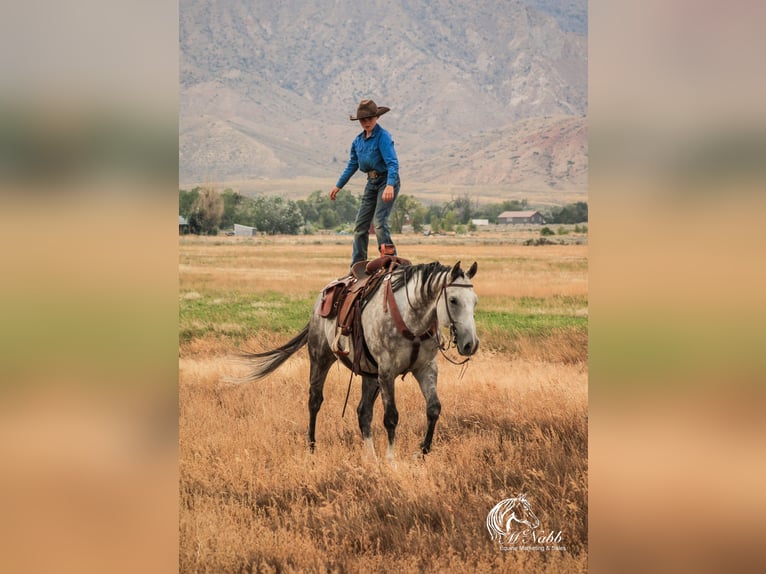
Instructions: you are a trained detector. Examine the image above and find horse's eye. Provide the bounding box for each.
[449,297,458,305]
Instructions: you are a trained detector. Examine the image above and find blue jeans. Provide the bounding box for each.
[351,175,400,267]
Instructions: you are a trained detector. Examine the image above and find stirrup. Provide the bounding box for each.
[331,329,349,356]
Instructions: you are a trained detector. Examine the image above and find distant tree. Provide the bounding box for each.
[332,188,359,223]
[429,214,441,233]
[411,205,429,233]
[426,204,443,225]
[299,189,358,227]
[279,199,305,234]
[179,188,200,218]
[319,207,339,229]
[391,194,422,233]
[296,198,319,224]
[188,187,223,234]
[247,195,304,234]
[442,210,458,232]
[549,201,588,223]
[502,199,528,211]
[447,193,476,224]
[220,188,246,230]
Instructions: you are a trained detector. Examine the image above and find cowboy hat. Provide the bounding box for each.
[349,99,390,121]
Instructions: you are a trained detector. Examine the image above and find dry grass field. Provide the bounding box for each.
[179,232,588,573]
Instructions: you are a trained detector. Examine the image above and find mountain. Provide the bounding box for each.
[179,0,587,202]
[410,115,587,188]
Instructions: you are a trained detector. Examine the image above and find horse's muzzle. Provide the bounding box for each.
[459,338,480,356]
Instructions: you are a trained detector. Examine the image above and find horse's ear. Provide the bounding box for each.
[450,261,462,282]
[467,261,478,279]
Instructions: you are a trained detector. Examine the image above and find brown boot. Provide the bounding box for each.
[380,244,396,257]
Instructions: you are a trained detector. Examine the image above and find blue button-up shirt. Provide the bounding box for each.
[335,124,399,188]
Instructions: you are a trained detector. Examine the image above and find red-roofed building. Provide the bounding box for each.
[497,210,544,224]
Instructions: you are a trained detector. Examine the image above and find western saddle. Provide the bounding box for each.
[319,254,411,375]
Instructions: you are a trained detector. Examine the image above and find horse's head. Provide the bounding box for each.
[439,261,480,356]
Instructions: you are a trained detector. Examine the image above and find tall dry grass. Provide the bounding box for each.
[179,235,588,572]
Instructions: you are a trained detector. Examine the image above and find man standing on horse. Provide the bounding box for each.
[330,99,400,268]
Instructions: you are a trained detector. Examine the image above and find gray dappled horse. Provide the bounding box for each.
[238,261,479,462]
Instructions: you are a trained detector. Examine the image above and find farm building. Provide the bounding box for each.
[234,223,257,236]
[471,219,489,227]
[497,210,544,225]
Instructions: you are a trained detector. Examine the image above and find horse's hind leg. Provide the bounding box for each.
[357,375,380,459]
[307,331,336,453]
[413,360,441,455]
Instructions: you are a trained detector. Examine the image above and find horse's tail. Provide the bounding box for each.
[229,324,310,383]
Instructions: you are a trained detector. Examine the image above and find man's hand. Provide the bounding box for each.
[330,186,340,201]
[382,185,394,203]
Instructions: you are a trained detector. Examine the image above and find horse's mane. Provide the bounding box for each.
[390,261,454,301]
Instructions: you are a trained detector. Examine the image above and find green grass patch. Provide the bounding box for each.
[476,309,587,337]
[179,290,589,353]
[481,294,587,315]
[179,290,314,344]
[514,294,586,312]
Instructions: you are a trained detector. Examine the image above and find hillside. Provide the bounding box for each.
[179,0,587,201]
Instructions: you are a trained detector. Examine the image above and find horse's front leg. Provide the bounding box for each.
[377,373,399,463]
[357,375,380,460]
[413,359,441,455]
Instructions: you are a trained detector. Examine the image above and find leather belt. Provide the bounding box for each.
[367,170,387,179]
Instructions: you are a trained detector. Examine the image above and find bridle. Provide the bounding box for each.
[436,279,475,367]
